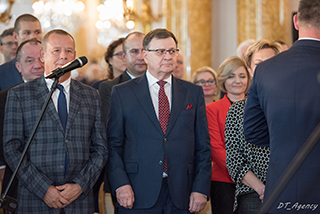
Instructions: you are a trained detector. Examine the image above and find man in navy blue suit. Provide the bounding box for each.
[0,28,18,64]
[244,0,320,213]
[0,14,42,91]
[107,28,211,213]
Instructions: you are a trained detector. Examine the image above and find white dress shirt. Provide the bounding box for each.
[298,37,320,42]
[45,76,71,113]
[146,71,172,119]
[126,70,136,79]
[146,71,172,177]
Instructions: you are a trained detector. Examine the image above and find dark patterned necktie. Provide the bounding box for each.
[57,84,68,131]
[157,80,170,174]
[57,84,68,177]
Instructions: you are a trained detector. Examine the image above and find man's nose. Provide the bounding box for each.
[60,51,68,59]
[137,51,144,59]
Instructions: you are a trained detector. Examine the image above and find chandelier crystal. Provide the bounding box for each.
[32,0,86,34]
[96,0,134,48]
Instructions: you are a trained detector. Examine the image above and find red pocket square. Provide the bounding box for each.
[186,104,193,110]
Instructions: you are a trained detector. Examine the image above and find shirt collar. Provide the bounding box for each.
[146,70,172,87]
[298,37,320,42]
[126,70,136,79]
[45,75,71,93]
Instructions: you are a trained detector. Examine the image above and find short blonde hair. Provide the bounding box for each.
[192,66,220,101]
[244,39,282,69]
[192,66,217,84]
[217,56,251,94]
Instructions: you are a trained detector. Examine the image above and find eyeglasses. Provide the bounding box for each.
[195,80,216,85]
[1,42,18,47]
[147,48,179,56]
[128,48,144,56]
[113,51,123,57]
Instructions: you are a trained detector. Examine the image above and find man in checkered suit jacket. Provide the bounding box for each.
[3,29,107,213]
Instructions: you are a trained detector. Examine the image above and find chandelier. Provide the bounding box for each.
[95,0,163,48]
[0,0,14,24]
[32,0,86,34]
[96,0,134,48]
[123,0,162,33]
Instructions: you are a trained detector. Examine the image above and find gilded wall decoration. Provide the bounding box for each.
[166,0,212,80]
[187,0,212,78]
[237,0,290,46]
[237,0,257,44]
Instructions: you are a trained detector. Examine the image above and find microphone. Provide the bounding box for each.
[45,56,88,79]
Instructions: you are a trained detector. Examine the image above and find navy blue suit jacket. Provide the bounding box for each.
[99,71,131,124]
[107,73,211,209]
[244,40,320,213]
[0,58,23,91]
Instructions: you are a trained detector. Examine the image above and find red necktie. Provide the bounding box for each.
[157,80,170,174]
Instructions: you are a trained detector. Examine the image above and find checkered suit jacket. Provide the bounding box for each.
[3,75,108,213]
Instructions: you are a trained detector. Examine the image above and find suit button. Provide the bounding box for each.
[163,138,167,143]
[159,160,163,165]
[60,165,64,170]
[65,140,68,144]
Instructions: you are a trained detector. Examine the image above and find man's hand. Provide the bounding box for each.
[43,185,69,209]
[189,192,207,213]
[55,183,83,204]
[116,184,135,209]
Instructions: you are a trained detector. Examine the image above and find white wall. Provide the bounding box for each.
[211,0,238,71]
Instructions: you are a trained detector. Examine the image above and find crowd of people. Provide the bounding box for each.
[0,0,319,213]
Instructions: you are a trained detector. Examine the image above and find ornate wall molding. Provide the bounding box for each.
[166,0,212,80]
[237,0,290,46]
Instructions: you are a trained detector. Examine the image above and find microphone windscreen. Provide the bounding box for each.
[79,56,88,66]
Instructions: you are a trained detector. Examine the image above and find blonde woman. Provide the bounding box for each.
[206,56,251,214]
[192,66,219,105]
[244,39,282,77]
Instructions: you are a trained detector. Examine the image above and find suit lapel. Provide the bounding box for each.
[120,70,132,83]
[133,74,163,135]
[165,77,185,136]
[66,79,81,134]
[35,76,64,133]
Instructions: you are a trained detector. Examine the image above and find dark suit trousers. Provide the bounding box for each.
[119,178,193,214]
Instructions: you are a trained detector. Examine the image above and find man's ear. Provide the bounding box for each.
[143,50,149,64]
[13,31,19,43]
[15,61,22,74]
[293,14,299,31]
[40,49,45,63]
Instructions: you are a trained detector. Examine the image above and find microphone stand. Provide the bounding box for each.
[258,122,320,214]
[0,76,61,213]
